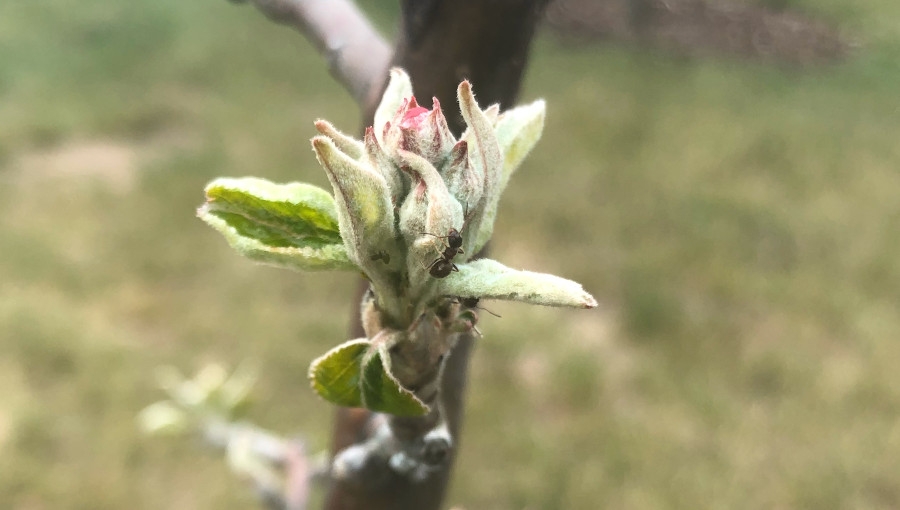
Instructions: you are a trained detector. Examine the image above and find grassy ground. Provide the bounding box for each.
[1,1,899,509]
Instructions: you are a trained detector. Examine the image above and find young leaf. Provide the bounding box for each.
[360,344,429,417]
[437,258,598,309]
[312,136,396,267]
[374,68,414,146]
[315,119,365,160]
[494,99,545,190]
[205,178,343,243]
[457,80,504,256]
[200,178,356,271]
[199,208,355,271]
[308,339,370,408]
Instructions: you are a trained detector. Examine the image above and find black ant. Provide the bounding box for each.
[458,296,501,318]
[449,296,499,338]
[422,228,464,278]
[422,203,475,279]
[425,257,457,278]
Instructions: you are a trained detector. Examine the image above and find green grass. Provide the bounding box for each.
[2,1,900,509]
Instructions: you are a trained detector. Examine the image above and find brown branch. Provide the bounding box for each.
[231,0,392,106]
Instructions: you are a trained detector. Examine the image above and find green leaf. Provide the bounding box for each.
[308,338,429,416]
[458,80,505,256]
[437,258,598,309]
[312,136,397,267]
[360,344,429,417]
[308,339,369,408]
[315,119,364,160]
[205,177,343,245]
[199,177,356,271]
[495,99,545,194]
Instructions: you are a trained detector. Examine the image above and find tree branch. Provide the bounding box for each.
[231,0,392,107]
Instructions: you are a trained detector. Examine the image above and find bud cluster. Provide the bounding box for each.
[311,69,544,324]
[198,68,595,416]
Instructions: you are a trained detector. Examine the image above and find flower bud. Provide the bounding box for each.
[396,97,456,165]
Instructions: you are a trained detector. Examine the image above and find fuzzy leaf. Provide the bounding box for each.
[495,99,545,189]
[397,149,464,239]
[360,344,429,416]
[199,209,354,271]
[312,136,396,267]
[200,178,355,271]
[204,178,343,244]
[308,339,369,408]
[484,104,501,123]
[315,119,364,160]
[437,259,598,309]
[443,141,482,210]
[458,80,504,256]
[374,68,413,145]
[365,127,406,205]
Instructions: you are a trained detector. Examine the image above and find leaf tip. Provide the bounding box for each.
[310,135,329,151]
[313,119,328,130]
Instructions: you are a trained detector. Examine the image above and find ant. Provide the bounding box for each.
[458,296,501,318]
[421,228,464,278]
[422,203,474,279]
[449,296,500,339]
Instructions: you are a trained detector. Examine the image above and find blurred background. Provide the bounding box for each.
[1,0,899,508]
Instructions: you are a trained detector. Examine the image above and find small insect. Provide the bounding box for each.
[452,296,500,339]
[425,256,458,278]
[421,204,475,279]
[421,228,464,278]
[459,296,501,318]
[459,296,479,308]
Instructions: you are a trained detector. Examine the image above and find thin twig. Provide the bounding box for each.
[231,0,392,107]
[202,419,328,510]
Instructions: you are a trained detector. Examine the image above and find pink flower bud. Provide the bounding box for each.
[385,97,456,168]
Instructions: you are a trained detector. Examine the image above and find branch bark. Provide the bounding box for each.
[233,0,392,106]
